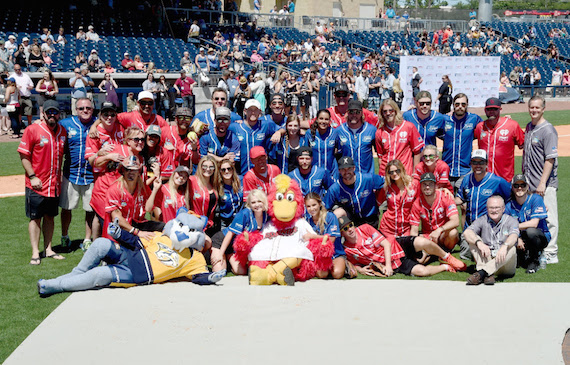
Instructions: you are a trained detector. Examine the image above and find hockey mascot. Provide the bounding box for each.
[233,174,334,286]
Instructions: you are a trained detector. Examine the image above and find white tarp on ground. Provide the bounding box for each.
[400,56,501,110]
[5,277,569,365]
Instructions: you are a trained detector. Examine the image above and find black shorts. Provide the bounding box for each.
[395,257,419,276]
[396,236,418,259]
[25,187,59,220]
[211,230,234,254]
[133,220,165,233]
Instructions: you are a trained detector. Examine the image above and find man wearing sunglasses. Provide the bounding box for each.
[474,97,524,183]
[199,106,240,170]
[18,100,67,265]
[402,90,446,147]
[325,83,377,128]
[441,93,483,193]
[505,174,550,274]
[161,107,200,168]
[262,93,287,164]
[58,97,97,251]
[193,88,241,132]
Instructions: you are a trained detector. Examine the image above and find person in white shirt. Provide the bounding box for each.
[355,69,370,107]
[85,25,100,42]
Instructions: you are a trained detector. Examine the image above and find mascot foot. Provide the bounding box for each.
[248,260,296,286]
[208,270,226,283]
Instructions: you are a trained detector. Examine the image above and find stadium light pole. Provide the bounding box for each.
[478,0,493,22]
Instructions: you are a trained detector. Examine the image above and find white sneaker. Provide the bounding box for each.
[546,256,559,264]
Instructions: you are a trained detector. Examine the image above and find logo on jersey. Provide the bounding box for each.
[39,135,49,147]
[68,128,78,138]
[193,192,202,199]
[310,141,316,147]
[328,140,336,147]
[154,242,179,268]
[255,133,264,141]
[363,136,372,143]
[339,136,348,145]
[465,123,474,130]
[428,125,439,132]
[399,131,408,138]
[360,189,370,198]
[482,189,493,196]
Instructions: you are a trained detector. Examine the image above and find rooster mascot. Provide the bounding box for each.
[234,174,334,286]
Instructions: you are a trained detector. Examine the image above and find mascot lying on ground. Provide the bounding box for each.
[234,174,334,286]
[38,209,225,297]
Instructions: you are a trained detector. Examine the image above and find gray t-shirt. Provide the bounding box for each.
[522,120,558,190]
[467,214,520,251]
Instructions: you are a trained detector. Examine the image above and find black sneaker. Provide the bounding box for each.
[526,262,538,274]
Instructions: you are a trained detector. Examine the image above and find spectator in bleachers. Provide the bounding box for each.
[180,51,192,72]
[5,76,21,138]
[563,69,570,91]
[0,41,11,73]
[6,35,17,55]
[35,70,58,116]
[509,66,521,86]
[213,31,225,45]
[234,77,251,116]
[56,28,66,46]
[98,73,119,107]
[86,25,100,42]
[121,52,135,71]
[195,47,209,76]
[188,20,200,39]
[76,26,86,40]
[21,37,30,58]
[126,92,136,112]
[87,50,104,69]
[69,67,94,115]
[174,70,196,115]
[40,28,55,43]
[13,44,27,71]
[28,45,44,72]
[103,61,115,74]
[75,51,86,67]
[207,48,220,72]
[551,66,563,93]
[133,55,146,72]
[531,67,541,85]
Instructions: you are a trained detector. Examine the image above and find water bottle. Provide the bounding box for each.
[538,253,547,270]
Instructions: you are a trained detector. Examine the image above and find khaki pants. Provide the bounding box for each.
[543,187,558,259]
[470,243,516,276]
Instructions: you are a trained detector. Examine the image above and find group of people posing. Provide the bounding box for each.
[21,82,558,291]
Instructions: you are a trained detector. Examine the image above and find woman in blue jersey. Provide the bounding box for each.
[304,193,356,279]
[275,113,309,174]
[211,189,268,274]
[306,109,340,182]
[217,159,243,231]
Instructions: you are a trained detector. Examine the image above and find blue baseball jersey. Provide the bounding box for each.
[193,108,242,130]
[505,194,551,241]
[304,211,345,259]
[305,127,341,182]
[441,113,483,177]
[457,172,511,227]
[337,122,377,175]
[325,173,385,220]
[288,165,334,198]
[60,116,95,185]
[229,119,280,176]
[402,109,445,146]
[226,207,268,235]
[275,134,309,174]
[219,184,244,222]
[261,114,287,163]
[199,129,241,162]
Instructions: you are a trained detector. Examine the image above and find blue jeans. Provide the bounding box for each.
[38,238,132,295]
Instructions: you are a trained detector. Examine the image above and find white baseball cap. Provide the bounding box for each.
[137,91,154,101]
[471,149,487,161]
[244,99,261,110]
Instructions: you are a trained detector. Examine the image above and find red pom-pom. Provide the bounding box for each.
[233,231,263,266]
[307,237,334,272]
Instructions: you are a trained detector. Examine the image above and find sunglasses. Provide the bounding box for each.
[77,107,93,111]
[139,101,153,106]
[454,102,467,107]
[177,116,192,121]
[202,165,215,170]
[102,112,116,118]
[418,101,431,106]
[220,167,233,172]
[471,160,486,165]
[45,111,59,116]
[382,109,395,114]
[214,97,226,101]
[335,93,349,97]
[423,154,437,160]
[130,137,145,143]
[217,118,230,123]
[341,222,354,232]
[388,169,401,175]
[513,183,527,189]
[348,110,361,115]
[271,101,284,105]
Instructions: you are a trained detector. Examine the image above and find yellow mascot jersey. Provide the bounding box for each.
[141,233,209,284]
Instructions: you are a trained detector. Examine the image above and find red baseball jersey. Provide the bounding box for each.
[375,121,424,177]
[325,106,378,129]
[343,224,405,269]
[243,164,281,201]
[117,111,169,133]
[377,181,419,237]
[474,116,524,183]
[188,175,219,228]
[85,123,125,177]
[18,122,67,197]
[409,189,458,233]
[412,159,453,192]
[161,125,199,167]
[154,184,187,223]
[102,181,150,239]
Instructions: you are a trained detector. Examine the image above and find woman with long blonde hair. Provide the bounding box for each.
[145,165,191,223]
[188,156,220,236]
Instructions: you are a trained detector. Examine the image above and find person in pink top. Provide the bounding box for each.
[412,144,453,192]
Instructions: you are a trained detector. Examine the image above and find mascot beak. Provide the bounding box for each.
[273,191,297,222]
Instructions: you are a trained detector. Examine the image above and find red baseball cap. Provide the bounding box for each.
[250,146,267,159]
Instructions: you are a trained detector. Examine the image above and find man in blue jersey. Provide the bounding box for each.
[199,106,240,171]
[402,91,445,147]
[337,100,377,175]
[261,93,287,165]
[455,149,511,259]
[192,88,241,132]
[229,99,282,176]
[441,93,483,193]
[505,174,550,274]
[288,147,333,198]
[325,156,385,228]
[59,98,97,250]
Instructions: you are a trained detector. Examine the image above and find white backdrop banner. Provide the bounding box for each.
[399,56,501,110]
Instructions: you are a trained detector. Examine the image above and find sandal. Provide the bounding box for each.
[46,253,65,260]
[30,257,41,265]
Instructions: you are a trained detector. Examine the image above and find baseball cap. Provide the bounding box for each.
[146,124,162,137]
[175,107,192,117]
[7,76,15,82]
[215,106,232,120]
[121,156,142,170]
[338,215,353,231]
[228,67,235,72]
[512,174,527,184]
[244,99,261,110]
[22,37,29,42]
[175,165,190,175]
[334,83,350,95]
[137,91,154,101]
[250,146,267,159]
[100,101,117,112]
[124,52,130,57]
[8,35,16,40]
[91,49,98,54]
[297,146,312,157]
[485,97,501,109]
[420,172,437,184]
[271,93,284,102]
[43,100,60,113]
[471,149,487,161]
[338,156,355,169]
[0,40,4,45]
[199,47,205,52]
[348,99,362,111]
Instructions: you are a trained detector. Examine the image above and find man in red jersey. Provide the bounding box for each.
[325,83,377,128]
[243,146,281,200]
[18,100,67,265]
[474,97,524,183]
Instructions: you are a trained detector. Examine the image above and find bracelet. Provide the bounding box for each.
[129,227,135,234]
[134,228,140,236]
[475,239,483,245]
[29,174,36,179]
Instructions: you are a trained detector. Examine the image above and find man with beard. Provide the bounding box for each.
[199,107,240,170]
[18,100,67,265]
[474,97,524,183]
[325,156,384,228]
[336,100,377,174]
[441,93,483,192]
[262,93,287,165]
[402,91,446,147]
[192,88,241,132]
[325,83,377,128]
[242,146,281,200]
[288,146,333,197]
[161,107,200,168]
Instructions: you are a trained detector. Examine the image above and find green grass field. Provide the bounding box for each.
[1,111,569,362]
